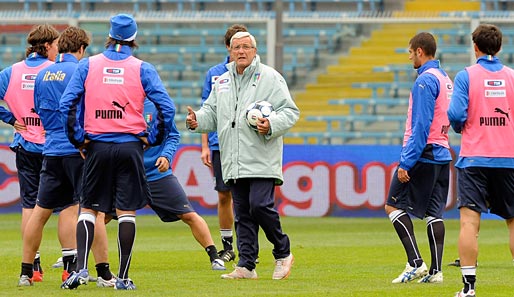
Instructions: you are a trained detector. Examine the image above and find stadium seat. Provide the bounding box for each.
[306,114,405,132]
[328,98,409,115]
[480,0,514,11]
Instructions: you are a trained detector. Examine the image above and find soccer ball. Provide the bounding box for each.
[245,101,275,131]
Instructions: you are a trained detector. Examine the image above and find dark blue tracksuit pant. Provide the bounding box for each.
[230,178,290,271]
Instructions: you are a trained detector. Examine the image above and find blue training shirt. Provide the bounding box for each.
[143,99,181,182]
[201,56,230,150]
[399,60,452,171]
[448,55,514,169]
[34,53,82,156]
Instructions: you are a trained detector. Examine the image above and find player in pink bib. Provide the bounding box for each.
[448,24,514,297]
[0,24,59,285]
[60,14,175,290]
[385,32,453,285]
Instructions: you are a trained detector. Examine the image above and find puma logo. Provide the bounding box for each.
[112,101,129,113]
[494,107,510,120]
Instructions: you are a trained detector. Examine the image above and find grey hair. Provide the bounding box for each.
[230,31,257,48]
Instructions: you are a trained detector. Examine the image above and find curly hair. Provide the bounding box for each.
[58,26,91,54]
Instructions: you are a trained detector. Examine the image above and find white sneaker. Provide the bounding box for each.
[417,271,443,283]
[96,275,117,287]
[392,262,427,283]
[211,258,226,271]
[17,275,33,287]
[455,289,476,297]
[272,253,294,280]
[221,266,258,279]
[52,257,63,268]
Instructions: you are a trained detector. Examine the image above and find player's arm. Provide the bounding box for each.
[0,67,16,125]
[155,121,180,172]
[60,59,88,148]
[200,69,214,166]
[33,74,42,115]
[32,74,44,134]
[161,121,180,162]
[201,134,212,167]
[0,105,15,126]
[140,62,175,146]
[399,75,437,171]
[447,70,469,134]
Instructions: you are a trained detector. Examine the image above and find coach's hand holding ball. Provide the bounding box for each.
[246,101,274,135]
[255,117,270,135]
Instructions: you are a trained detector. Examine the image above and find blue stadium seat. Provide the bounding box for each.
[305,114,405,132]
[172,97,203,112]
[430,27,514,47]
[328,98,408,115]
[480,0,514,11]
[351,81,412,98]
[284,0,383,13]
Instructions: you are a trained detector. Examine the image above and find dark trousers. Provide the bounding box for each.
[230,178,290,271]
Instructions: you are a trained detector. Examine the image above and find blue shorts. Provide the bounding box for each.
[36,154,82,210]
[457,167,514,219]
[386,162,450,219]
[16,146,43,209]
[212,150,230,192]
[81,141,150,213]
[148,174,194,222]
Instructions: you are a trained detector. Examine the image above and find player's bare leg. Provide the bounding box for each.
[21,208,34,239]
[91,212,116,287]
[180,212,216,248]
[457,207,480,295]
[57,205,79,280]
[19,206,52,284]
[218,190,236,261]
[506,218,514,263]
[179,212,225,270]
[458,208,480,267]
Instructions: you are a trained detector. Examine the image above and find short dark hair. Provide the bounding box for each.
[472,24,502,56]
[224,24,248,47]
[58,26,90,54]
[409,32,437,57]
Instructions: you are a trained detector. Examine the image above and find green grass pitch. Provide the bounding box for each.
[1,214,513,296]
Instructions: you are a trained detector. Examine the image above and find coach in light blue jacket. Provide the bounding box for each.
[186,31,299,280]
[188,42,299,185]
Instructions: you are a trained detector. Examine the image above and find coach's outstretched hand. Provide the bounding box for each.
[186,106,198,130]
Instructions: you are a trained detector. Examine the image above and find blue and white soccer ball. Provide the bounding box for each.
[245,100,275,131]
